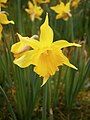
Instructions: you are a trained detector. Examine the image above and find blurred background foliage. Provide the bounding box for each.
[0,0,90,120]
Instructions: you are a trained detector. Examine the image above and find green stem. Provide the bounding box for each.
[48,79,54,120]
[17,0,24,34]
[42,84,47,120]
[32,20,36,35]
[70,17,74,41]
[53,69,62,106]
[14,67,23,119]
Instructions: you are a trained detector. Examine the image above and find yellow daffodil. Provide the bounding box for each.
[51,2,72,21]
[11,14,81,86]
[0,12,14,40]
[71,0,80,8]
[0,0,7,8]
[35,0,50,4]
[25,1,43,21]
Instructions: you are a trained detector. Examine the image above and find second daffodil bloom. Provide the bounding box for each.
[51,2,72,21]
[0,12,14,40]
[11,14,81,86]
[71,0,80,8]
[0,0,7,8]
[35,0,50,4]
[25,1,43,21]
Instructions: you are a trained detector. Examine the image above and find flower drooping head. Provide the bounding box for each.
[0,0,7,9]
[25,1,43,21]
[71,0,80,8]
[0,12,14,40]
[51,2,72,21]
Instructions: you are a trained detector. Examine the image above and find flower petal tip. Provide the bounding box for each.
[16,33,22,39]
[74,67,78,70]
[40,83,45,87]
[74,43,81,47]
[10,20,14,24]
[72,65,78,70]
[69,63,78,70]
[46,12,48,16]
[41,81,46,87]
[41,77,48,87]
[45,13,49,22]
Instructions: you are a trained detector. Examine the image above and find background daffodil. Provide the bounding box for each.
[0,0,7,8]
[0,12,14,40]
[25,1,43,21]
[71,0,80,8]
[11,14,81,86]
[51,2,72,21]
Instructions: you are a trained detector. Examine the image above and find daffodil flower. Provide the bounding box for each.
[0,0,7,8]
[71,0,80,8]
[11,14,81,86]
[35,0,50,4]
[0,12,14,40]
[51,2,72,21]
[25,1,43,21]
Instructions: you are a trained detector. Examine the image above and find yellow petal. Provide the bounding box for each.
[51,2,65,13]
[11,33,31,54]
[41,76,49,87]
[34,55,49,78]
[40,13,53,47]
[25,8,30,14]
[17,33,30,41]
[60,2,65,7]
[60,50,77,70]
[17,33,40,49]
[34,6,43,19]
[56,13,71,20]
[34,50,51,78]
[28,1,34,9]
[0,13,14,24]
[51,2,71,20]
[13,50,40,68]
[51,5,62,14]
[65,2,70,11]
[11,41,30,54]
[34,49,61,80]
[71,0,80,8]
[56,13,63,19]
[52,40,81,49]
[0,0,7,3]
[28,39,40,49]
